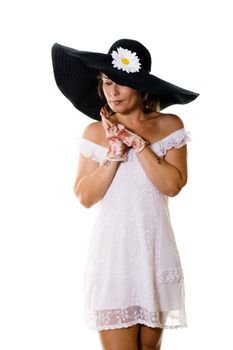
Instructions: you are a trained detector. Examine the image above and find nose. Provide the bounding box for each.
[110,83,120,96]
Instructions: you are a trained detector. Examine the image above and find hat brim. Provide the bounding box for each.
[52,43,199,120]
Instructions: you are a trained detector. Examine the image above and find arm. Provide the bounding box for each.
[136,144,188,197]
[110,114,188,197]
[135,116,188,197]
[74,155,120,208]
[73,122,123,208]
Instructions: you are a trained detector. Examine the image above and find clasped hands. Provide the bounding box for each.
[100,107,149,161]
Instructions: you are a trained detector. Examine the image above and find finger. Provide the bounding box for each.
[102,119,109,131]
[102,106,109,116]
[100,108,106,119]
[101,114,112,129]
[101,110,117,131]
[102,107,114,123]
[101,115,109,129]
[102,115,114,128]
[100,109,109,122]
[100,107,108,120]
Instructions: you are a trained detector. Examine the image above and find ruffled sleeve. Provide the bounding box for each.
[151,128,191,158]
[77,137,107,163]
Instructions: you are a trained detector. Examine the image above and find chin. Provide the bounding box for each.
[110,106,124,114]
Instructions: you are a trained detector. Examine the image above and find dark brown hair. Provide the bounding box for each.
[97,74,160,116]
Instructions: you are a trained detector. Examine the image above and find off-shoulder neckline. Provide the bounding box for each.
[80,128,186,150]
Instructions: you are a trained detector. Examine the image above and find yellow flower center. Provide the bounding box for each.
[121,57,130,65]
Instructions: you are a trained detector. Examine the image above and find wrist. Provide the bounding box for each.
[100,158,121,166]
[132,139,150,153]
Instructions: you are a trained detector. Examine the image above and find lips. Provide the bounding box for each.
[110,100,123,105]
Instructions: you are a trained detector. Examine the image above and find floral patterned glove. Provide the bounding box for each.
[105,124,128,161]
[116,123,149,154]
[100,108,128,161]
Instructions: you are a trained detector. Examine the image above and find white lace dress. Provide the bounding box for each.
[77,128,190,331]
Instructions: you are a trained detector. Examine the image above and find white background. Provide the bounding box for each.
[0,0,232,349]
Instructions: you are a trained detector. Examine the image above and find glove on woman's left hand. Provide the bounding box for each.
[116,123,149,154]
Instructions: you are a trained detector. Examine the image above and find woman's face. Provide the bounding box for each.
[101,74,142,114]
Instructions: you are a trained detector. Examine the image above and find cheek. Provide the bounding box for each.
[102,86,109,99]
[126,93,140,103]
[121,87,139,100]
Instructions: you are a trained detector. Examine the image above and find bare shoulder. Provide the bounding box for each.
[157,112,184,134]
[82,121,104,143]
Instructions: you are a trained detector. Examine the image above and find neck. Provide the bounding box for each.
[113,109,146,128]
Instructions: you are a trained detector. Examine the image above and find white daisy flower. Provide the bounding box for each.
[111,47,141,73]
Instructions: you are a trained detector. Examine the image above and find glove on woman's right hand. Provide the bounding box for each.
[100,107,128,161]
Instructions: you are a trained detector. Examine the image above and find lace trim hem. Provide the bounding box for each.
[87,319,187,331]
[85,305,186,330]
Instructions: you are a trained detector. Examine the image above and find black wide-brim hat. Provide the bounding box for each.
[51,39,199,120]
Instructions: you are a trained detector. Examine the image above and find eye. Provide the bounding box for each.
[103,80,112,86]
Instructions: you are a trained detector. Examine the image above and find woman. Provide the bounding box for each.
[52,39,199,350]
